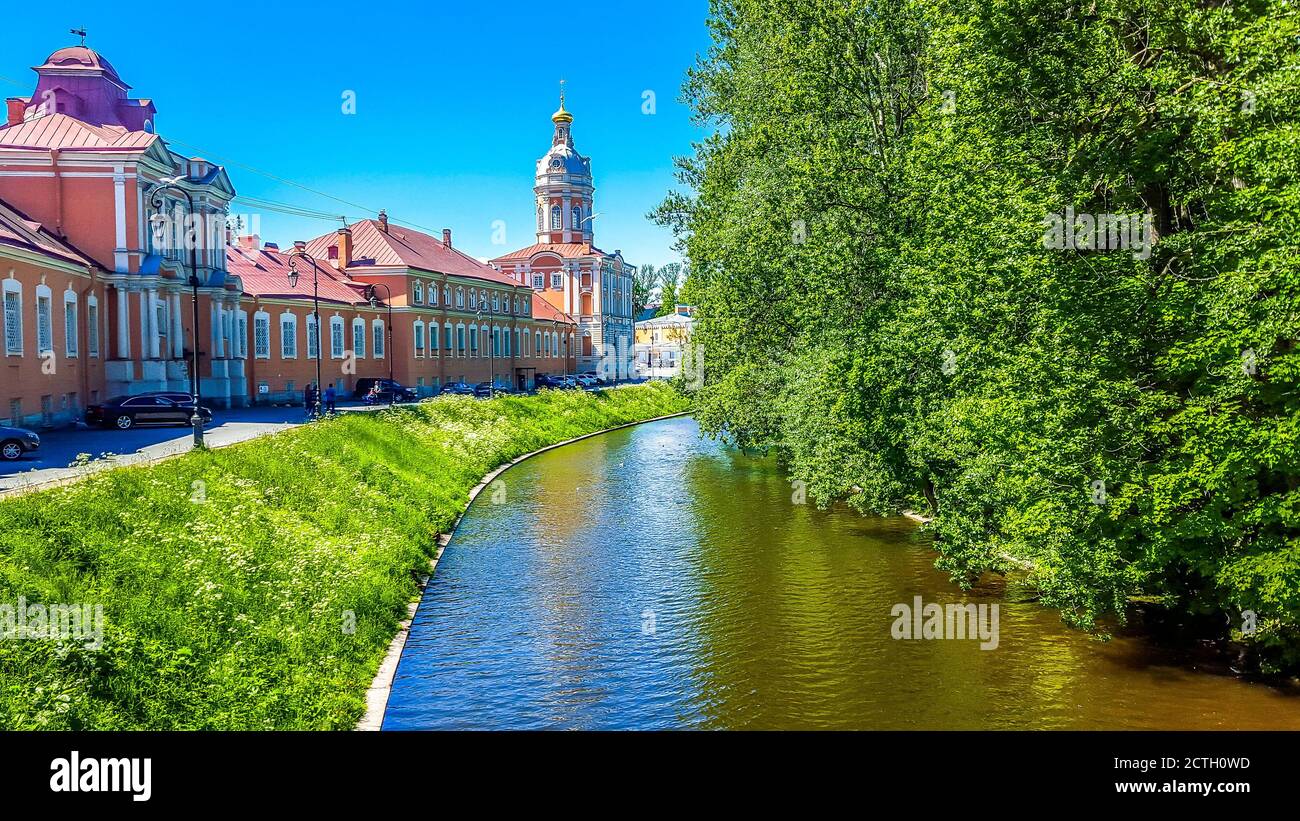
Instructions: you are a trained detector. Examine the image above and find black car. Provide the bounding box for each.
[473,383,514,398]
[354,378,418,403]
[86,395,214,430]
[0,426,40,461]
[440,381,475,396]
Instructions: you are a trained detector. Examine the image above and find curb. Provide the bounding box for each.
[355,409,693,731]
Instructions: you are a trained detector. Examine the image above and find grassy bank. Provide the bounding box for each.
[0,383,690,729]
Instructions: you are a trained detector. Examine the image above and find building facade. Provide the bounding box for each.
[491,96,635,380]
[634,306,695,379]
[0,45,246,418]
[0,43,580,428]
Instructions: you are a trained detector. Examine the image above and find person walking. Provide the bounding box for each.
[304,383,318,420]
[324,383,337,414]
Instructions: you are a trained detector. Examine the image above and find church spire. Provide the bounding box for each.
[551,79,573,125]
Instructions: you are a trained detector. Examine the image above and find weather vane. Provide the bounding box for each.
[559,78,566,107]
[70,27,87,46]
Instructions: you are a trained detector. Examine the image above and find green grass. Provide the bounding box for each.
[0,383,691,729]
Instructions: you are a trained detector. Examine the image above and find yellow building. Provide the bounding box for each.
[634,306,694,379]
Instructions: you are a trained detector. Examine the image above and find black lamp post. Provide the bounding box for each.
[285,241,322,419]
[148,178,205,448]
[365,283,394,404]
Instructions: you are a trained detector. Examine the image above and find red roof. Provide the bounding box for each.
[0,113,156,151]
[491,242,606,262]
[226,240,369,306]
[0,195,99,269]
[304,219,519,286]
[532,297,576,325]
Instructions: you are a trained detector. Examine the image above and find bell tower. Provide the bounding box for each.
[534,82,594,245]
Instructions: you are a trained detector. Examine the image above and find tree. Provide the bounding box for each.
[658,0,1300,666]
[634,263,660,319]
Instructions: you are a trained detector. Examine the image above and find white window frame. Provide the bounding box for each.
[63,291,78,358]
[352,317,366,359]
[330,315,345,359]
[35,285,53,354]
[86,294,99,358]
[372,318,385,359]
[254,312,271,359]
[280,312,298,359]
[413,320,425,357]
[306,314,320,360]
[4,280,23,356]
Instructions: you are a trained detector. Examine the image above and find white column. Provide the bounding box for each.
[116,286,130,359]
[146,288,160,359]
[137,291,150,358]
[170,292,183,357]
[213,301,224,358]
[561,195,571,243]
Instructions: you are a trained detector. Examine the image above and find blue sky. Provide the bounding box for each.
[0,1,712,269]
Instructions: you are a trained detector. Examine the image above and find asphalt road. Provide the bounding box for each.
[0,402,369,494]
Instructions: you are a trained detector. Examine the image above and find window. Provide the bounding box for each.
[551,273,563,290]
[281,313,298,358]
[306,315,319,359]
[492,327,500,357]
[36,290,52,353]
[444,323,452,351]
[413,281,424,304]
[572,206,582,230]
[373,319,385,358]
[430,284,438,306]
[550,205,561,230]
[468,289,477,310]
[254,313,271,359]
[535,331,541,356]
[64,293,78,357]
[87,297,99,358]
[480,290,487,310]
[330,316,345,359]
[537,205,544,230]
[456,288,465,309]
[456,325,465,353]
[8,399,20,426]
[155,301,167,354]
[4,282,23,355]
[469,325,478,354]
[414,320,425,356]
[492,292,500,313]
[533,273,544,290]
[236,312,248,358]
[352,318,366,359]
[443,285,450,306]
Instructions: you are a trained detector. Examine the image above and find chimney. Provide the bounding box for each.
[336,227,353,269]
[6,98,26,127]
[237,234,260,251]
[442,228,452,247]
[377,210,389,233]
[263,241,279,251]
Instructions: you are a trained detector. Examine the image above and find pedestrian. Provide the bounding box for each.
[304,383,317,420]
[325,383,337,414]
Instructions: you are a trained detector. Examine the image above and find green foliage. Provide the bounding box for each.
[660,0,1299,661]
[0,384,690,729]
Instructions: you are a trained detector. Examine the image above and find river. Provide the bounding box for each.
[382,415,1300,729]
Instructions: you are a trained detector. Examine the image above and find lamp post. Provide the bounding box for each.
[365,283,394,404]
[285,241,322,419]
[148,178,205,448]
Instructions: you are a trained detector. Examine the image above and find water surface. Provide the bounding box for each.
[383,416,1300,729]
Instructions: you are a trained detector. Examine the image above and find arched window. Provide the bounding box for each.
[372,319,385,358]
[572,206,582,230]
[430,284,438,306]
[534,330,541,357]
[330,315,345,359]
[352,317,366,359]
[469,325,478,354]
[280,312,298,359]
[550,206,561,230]
[468,289,477,310]
[537,206,544,230]
[413,281,424,304]
[413,320,425,356]
[456,288,465,309]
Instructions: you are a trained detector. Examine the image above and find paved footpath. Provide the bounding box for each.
[0,401,377,496]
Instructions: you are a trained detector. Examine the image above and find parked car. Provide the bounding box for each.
[353,378,418,403]
[535,375,566,389]
[86,395,213,430]
[575,375,599,388]
[473,383,515,398]
[440,381,476,396]
[0,426,40,461]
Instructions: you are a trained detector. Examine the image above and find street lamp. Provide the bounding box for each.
[285,241,322,419]
[149,177,205,448]
[365,283,395,404]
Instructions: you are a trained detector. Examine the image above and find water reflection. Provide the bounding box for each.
[383,416,1300,730]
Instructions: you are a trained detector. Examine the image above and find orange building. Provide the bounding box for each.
[491,95,635,380]
[0,45,245,415]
